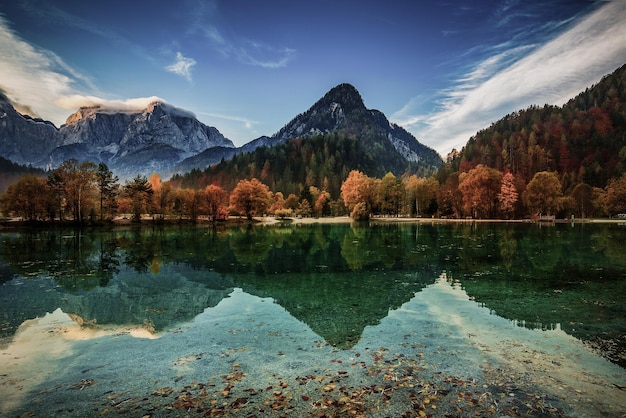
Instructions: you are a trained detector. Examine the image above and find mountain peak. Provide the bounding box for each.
[64,106,101,124]
[317,83,366,114]
[266,83,368,143]
[63,99,198,126]
[235,82,441,175]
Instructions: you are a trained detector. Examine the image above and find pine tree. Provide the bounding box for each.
[96,163,119,221]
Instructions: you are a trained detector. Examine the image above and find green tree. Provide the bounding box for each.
[523,171,563,216]
[570,183,593,218]
[49,159,98,222]
[377,172,404,216]
[96,163,119,221]
[124,174,153,222]
[591,187,607,218]
[405,175,438,217]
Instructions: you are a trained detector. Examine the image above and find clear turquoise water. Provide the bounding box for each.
[1,222,625,416]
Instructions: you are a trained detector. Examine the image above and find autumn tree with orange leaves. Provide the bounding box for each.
[0,175,54,221]
[497,172,519,219]
[229,178,272,220]
[605,173,626,216]
[341,170,375,220]
[204,184,229,223]
[458,164,503,218]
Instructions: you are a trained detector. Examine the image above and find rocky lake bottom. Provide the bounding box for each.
[2,276,625,417]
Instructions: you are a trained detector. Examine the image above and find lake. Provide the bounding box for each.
[1,221,625,417]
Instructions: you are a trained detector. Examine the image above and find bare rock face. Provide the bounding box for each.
[55,100,234,177]
[0,91,61,167]
[60,106,135,150]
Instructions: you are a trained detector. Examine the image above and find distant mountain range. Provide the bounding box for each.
[0,90,234,178]
[172,84,444,197]
[176,83,443,176]
[0,84,442,181]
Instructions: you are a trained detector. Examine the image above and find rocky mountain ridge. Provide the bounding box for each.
[56,101,234,177]
[178,83,442,173]
[0,93,235,178]
[243,83,435,163]
[0,83,441,179]
[0,90,60,167]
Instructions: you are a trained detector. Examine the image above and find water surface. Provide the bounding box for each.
[1,222,625,416]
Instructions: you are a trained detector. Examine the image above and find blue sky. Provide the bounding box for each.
[1,0,625,157]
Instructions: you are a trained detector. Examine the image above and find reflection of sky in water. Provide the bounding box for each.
[2,277,625,416]
[1,223,626,415]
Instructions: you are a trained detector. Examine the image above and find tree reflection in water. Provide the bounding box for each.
[0,222,625,366]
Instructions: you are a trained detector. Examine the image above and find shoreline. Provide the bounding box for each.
[259,215,626,225]
[1,215,625,229]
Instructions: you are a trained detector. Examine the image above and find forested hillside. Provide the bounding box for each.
[0,156,45,194]
[172,132,435,200]
[441,64,626,191]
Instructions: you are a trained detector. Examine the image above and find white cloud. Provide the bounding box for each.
[0,16,95,126]
[0,15,190,126]
[166,52,196,81]
[202,28,296,69]
[186,0,295,69]
[56,95,165,112]
[394,2,626,157]
[55,95,199,120]
[237,42,296,69]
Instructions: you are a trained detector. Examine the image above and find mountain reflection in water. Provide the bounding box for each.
[0,222,625,366]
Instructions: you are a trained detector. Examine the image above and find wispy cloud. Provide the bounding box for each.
[198,111,258,130]
[203,27,296,69]
[186,0,295,69]
[237,42,296,69]
[0,16,95,126]
[166,52,197,81]
[393,2,626,156]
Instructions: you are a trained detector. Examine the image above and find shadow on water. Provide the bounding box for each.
[0,222,625,366]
